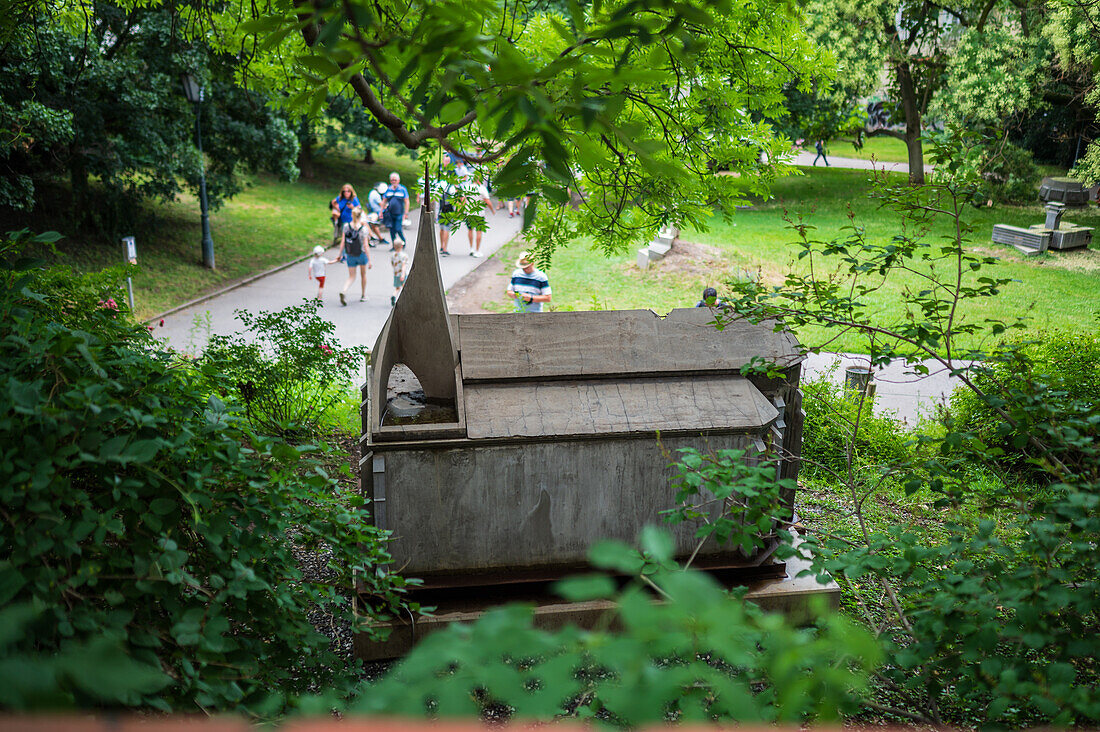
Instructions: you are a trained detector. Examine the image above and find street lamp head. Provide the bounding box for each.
[180,74,204,104]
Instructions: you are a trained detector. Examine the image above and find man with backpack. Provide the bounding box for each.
[436,178,458,256]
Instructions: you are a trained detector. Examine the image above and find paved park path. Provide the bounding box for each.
[157,162,960,424]
[801,351,962,426]
[157,206,523,354]
[791,150,922,174]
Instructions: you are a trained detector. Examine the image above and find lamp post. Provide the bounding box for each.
[181,74,215,269]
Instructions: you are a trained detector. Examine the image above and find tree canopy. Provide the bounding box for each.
[0,0,410,240]
[206,0,828,255]
[803,0,1099,186]
[1045,0,1100,185]
[0,0,300,236]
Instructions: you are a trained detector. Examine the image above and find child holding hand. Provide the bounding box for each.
[308,245,338,301]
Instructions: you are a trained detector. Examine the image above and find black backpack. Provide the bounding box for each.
[439,182,455,213]
[344,224,364,256]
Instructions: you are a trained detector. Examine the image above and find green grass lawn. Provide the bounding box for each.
[822,136,1068,177]
[13,147,422,320]
[825,136,917,165]
[497,167,1100,354]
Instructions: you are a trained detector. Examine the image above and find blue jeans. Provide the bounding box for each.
[383,210,406,245]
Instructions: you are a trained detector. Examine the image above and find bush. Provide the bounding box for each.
[204,301,368,437]
[350,532,880,725]
[949,329,1100,475]
[980,140,1042,204]
[714,154,1100,725]
[929,128,1040,205]
[0,232,415,714]
[800,365,913,479]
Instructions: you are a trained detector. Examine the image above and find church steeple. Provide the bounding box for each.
[369,164,459,432]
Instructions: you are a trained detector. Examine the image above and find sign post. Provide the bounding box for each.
[122,236,136,311]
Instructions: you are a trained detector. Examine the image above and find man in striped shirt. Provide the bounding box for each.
[507,251,552,313]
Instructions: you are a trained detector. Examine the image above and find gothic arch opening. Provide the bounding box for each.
[382,363,457,426]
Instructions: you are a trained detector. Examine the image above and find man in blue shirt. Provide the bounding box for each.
[382,172,410,249]
[507,252,552,312]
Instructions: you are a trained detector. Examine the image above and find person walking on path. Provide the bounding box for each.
[307,245,338,300]
[813,140,829,167]
[695,287,719,307]
[382,172,410,249]
[507,251,552,312]
[437,178,458,256]
[459,174,491,257]
[505,196,525,218]
[331,184,361,232]
[337,207,372,305]
[390,239,409,306]
[366,182,386,246]
[329,203,343,247]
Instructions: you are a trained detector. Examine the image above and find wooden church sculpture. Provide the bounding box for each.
[360,170,810,657]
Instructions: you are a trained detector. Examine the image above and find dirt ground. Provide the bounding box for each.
[446,238,738,313]
[446,253,511,313]
[969,243,1100,271]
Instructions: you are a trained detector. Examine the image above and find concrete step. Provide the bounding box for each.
[648,241,672,258]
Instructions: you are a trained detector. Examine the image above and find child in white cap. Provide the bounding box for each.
[367,182,387,245]
[307,245,338,301]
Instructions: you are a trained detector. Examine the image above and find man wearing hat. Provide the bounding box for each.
[507,252,552,313]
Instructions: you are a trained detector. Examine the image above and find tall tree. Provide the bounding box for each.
[804,0,1050,185]
[1045,0,1100,184]
[0,0,298,239]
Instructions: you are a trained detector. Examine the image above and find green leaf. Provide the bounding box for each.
[149,498,176,515]
[589,540,644,573]
[123,439,160,464]
[553,574,617,601]
[238,15,280,34]
[298,54,341,78]
[0,562,27,605]
[58,637,171,701]
[638,525,674,562]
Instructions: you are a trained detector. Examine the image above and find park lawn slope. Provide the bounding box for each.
[504,167,1100,354]
[10,148,420,320]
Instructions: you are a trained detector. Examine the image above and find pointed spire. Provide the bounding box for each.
[370,166,459,431]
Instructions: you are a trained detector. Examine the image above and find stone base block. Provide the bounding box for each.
[993,224,1050,253]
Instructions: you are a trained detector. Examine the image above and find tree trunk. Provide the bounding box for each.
[70,154,89,206]
[298,137,315,179]
[362,147,375,164]
[895,60,925,185]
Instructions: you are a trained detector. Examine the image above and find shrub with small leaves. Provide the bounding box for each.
[800,367,913,479]
[204,301,368,437]
[711,137,1100,726]
[662,447,796,557]
[0,232,415,715]
[349,531,881,726]
[949,329,1100,476]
